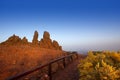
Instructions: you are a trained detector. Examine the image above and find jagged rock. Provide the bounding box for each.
[39,31,53,49]
[39,37,53,49]
[8,34,21,43]
[39,31,62,50]
[53,40,60,50]
[0,35,30,45]
[59,46,62,50]
[53,40,62,50]
[0,30,62,50]
[22,37,28,44]
[43,31,50,39]
[1,34,22,45]
[32,31,39,45]
[39,39,47,48]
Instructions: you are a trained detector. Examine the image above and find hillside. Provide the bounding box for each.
[0,31,64,80]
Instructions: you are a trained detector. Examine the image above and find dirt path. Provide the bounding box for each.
[52,58,80,80]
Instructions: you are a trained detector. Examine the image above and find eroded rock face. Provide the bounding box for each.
[22,37,28,44]
[43,31,50,39]
[39,31,62,50]
[59,46,62,50]
[0,35,30,45]
[39,31,53,49]
[32,31,39,45]
[53,40,60,50]
[53,40,62,50]
[0,30,62,50]
[1,34,22,45]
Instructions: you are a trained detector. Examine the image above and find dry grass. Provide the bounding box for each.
[0,45,64,80]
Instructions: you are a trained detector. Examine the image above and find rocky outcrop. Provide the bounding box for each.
[59,46,62,50]
[43,31,50,39]
[0,35,29,45]
[32,31,39,45]
[39,31,62,50]
[0,30,62,50]
[53,40,60,50]
[22,37,28,44]
[1,34,22,45]
[39,31,53,49]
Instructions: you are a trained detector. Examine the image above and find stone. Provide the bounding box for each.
[43,31,50,39]
[39,31,62,50]
[0,30,62,50]
[32,31,39,45]
[53,40,59,50]
[59,46,62,50]
[1,34,22,45]
[39,31,53,49]
[22,37,28,44]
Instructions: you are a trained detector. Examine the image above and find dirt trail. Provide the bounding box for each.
[52,58,80,80]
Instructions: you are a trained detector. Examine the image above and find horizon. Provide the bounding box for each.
[0,0,120,51]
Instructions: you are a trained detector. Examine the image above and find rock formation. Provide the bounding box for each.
[59,46,62,50]
[0,30,62,50]
[32,31,39,45]
[39,31,53,49]
[22,37,28,44]
[0,35,29,45]
[1,34,22,45]
[43,31,50,39]
[39,31,62,50]
[53,40,60,50]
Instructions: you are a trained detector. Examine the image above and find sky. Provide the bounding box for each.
[0,0,120,52]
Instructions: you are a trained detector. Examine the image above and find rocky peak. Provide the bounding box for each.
[0,30,62,50]
[43,31,50,39]
[22,37,28,44]
[1,34,21,45]
[39,31,62,50]
[32,30,39,45]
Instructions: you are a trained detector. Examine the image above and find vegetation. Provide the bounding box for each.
[78,51,120,80]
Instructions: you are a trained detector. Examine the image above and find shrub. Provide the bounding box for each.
[78,51,120,80]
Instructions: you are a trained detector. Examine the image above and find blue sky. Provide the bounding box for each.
[0,0,120,51]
